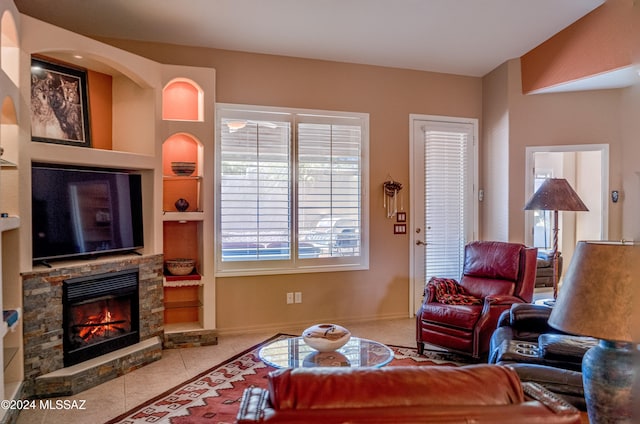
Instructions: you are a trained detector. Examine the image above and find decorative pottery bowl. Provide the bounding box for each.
[165,258,196,275]
[302,323,351,352]
[171,161,196,176]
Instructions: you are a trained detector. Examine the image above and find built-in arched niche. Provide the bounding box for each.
[162,78,204,122]
[1,95,17,168]
[162,132,203,212]
[1,10,19,87]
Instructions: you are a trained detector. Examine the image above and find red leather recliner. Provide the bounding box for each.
[416,241,538,358]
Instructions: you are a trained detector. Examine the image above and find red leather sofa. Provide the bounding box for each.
[236,364,581,423]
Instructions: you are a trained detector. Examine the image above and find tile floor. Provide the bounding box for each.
[16,287,554,424]
[15,318,417,424]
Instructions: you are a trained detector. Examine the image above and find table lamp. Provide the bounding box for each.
[548,240,640,423]
[523,178,588,299]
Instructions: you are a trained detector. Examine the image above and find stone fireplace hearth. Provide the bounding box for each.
[21,254,164,397]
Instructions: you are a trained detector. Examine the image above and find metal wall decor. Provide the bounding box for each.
[383,177,403,218]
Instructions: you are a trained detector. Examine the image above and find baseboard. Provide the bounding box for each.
[214,313,410,337]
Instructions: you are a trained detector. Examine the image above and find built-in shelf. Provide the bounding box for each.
[29,142,156,171]
[0,216,19,232]
[164,321,204,334]
[0,159,16,168]
[1,308,20,338]
[162,211,204,222]
[163,175,202,181]
[163,272,202,287]
[164,300,202,310]
[3,347,17,370]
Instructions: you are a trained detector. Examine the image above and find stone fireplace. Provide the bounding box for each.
[21,254,164,397]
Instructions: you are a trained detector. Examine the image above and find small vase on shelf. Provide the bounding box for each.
[174,198,189,212]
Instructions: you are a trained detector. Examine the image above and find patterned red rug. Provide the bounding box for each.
[106,334,469,424]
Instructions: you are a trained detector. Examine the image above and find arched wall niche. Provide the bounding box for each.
[30,50,158,155]
[1,10,19,87]
[162,132,203,212]
[1,96,18,166]
[163,78,204,122]
[33,50,155,89]
[162,132,202,173]
[1,95,16,125]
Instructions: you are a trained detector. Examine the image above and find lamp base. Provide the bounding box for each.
[582,340,639,423]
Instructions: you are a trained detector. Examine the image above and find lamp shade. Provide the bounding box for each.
[523,178,588,212]
[548,241,640,343]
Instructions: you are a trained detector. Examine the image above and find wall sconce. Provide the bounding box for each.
[611,190,619,203]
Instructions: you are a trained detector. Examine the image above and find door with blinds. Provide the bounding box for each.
[410,116,477,313]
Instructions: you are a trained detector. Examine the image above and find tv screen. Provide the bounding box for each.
[32,164,144,263]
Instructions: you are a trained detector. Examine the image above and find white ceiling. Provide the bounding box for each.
[15,0,605,78]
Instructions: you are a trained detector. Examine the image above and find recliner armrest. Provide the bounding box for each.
[509,303,553,331]
[538,334,597,363]
[484,295,525,305]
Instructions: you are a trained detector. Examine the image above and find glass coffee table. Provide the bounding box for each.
[258,336,394,368]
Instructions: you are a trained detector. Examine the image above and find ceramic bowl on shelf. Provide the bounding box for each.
[165,258,196,276]
[171,161,196,176]
[302,323,351,352]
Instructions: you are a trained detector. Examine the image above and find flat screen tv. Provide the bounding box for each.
[32,163,144,264]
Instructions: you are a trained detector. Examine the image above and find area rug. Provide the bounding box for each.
[106,334,470,424]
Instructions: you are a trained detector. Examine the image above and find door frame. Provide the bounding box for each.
[408,114,479,316]
[524,144,610,250]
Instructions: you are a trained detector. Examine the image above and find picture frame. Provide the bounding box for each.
[30,57,91,147]
[396,211,406,222]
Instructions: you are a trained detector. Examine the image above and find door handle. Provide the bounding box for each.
[416,240,427,246]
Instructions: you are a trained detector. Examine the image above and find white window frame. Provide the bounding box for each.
[215,103,370,277]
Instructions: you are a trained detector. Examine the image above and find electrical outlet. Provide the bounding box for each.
[286,292,294,304]
[294,292,302,303]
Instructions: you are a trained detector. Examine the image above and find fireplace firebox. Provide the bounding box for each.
[63,269,140,367]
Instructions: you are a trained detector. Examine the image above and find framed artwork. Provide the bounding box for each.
[30,57,91,147]
[396,211,406,222]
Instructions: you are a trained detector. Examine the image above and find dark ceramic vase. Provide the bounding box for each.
[582,340,639,423]
[174,198,189,212]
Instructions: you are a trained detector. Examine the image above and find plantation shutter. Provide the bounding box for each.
[297,117,362,258]
[216,104,369,275]
[423,121,474,280]
[219,117,291,261]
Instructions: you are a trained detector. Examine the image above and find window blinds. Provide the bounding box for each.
[220,118,291,261]
[423,122,473,280]
[218,109,367,271]
[298,121,361,257]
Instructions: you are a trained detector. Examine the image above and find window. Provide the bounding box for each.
[532,169,553,250]
[216,104,369,275]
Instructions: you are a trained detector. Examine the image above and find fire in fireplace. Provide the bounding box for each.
[63,269,140,367]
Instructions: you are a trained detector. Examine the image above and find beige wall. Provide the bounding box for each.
[482,59,628,246]
[481,62,510,241]
[96,38,635,334]
[620,82,640,240]
[98,39,482,333]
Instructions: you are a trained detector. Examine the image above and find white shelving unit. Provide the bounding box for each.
[0,1,22,415]
[160,69,216,343]
[0,4,220,409]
